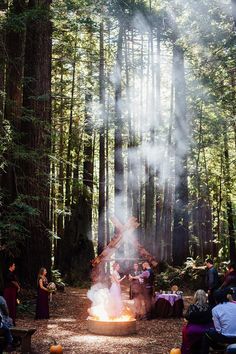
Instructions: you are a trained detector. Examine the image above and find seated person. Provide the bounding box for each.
[200,288,236,354]
[0,295,13,329]
[181,289,213,354]
[0,292,14,353]
[220,263,236,300]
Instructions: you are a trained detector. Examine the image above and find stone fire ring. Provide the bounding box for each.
[87,317,137,336]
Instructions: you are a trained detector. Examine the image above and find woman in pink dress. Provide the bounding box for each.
[109,263,126,318]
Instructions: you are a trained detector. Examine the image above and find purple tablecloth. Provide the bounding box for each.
[153,293,184,318]
[155,293,182,306]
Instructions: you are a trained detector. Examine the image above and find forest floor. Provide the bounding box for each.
[16,286,192,354]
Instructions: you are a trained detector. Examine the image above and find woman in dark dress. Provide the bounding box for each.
[220,263,236,299]
[3,262,20,326]
[35,268,49,320]
[181,289,213,354]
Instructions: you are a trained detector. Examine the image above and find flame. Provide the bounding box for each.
[88,304,134,322]
[87,283,135,322]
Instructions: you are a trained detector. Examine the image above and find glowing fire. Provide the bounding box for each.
[87,284,134,322]
[88,305,133,322]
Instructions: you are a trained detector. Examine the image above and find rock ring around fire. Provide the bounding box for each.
[87,317,137,336]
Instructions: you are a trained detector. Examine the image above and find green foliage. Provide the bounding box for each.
[51,269,65,288]
[0,195,39,255]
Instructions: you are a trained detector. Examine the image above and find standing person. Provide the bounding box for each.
[3,262,20,326]
[200,288,236,354]
[129,263,142,299]
[129,263,144,319]
[129,261,154,320]
[109,262,126,318]
[220,263,236,299]
[35,268,50,320]
[205,259,219,306]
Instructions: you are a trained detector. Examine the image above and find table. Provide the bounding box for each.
[153,293,184,318]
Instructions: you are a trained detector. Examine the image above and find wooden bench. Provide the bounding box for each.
[0,327,36,353]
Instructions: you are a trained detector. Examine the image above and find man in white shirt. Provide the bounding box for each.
[200,288,236,354]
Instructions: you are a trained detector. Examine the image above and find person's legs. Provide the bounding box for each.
[200,329,236,354]
[143,287,153,319]
[1,324,13,345]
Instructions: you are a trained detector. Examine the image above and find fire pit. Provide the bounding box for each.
[87,317,137,336]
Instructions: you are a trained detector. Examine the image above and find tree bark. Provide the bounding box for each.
[223,125,236,262]
[114,23,125,222]
[172,44,189,266]
[98,21,106,255]
[1,0,25,203]
[18,0,52,284]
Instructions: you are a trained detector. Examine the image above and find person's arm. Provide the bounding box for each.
[220,274,229,288]
[111,273,125,284]
[0,303,8,316]
[212,309,221,333]
[184,305,191,321]
[130,270,149,280]
[39,278,49,292]
[11,280,20,291]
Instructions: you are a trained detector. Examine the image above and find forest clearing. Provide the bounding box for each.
[18,286,185,354]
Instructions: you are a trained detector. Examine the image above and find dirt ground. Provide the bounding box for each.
[16,286,190,354]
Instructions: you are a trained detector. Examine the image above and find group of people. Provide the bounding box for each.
[109,260,154,320]
[0,262,51,352]
[181,259,236,354]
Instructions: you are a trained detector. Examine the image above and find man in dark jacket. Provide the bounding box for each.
[205,259,219,306]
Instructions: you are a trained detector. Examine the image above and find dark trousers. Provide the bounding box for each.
[200,329,236,354]
[208,288,217,307]
[143,287,153,319]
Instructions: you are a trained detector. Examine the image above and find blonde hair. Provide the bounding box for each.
[193,289,208,306]
[112,262,119,270]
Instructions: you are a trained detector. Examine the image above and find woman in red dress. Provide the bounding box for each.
[35,268,50,320]
[3,262,20,326]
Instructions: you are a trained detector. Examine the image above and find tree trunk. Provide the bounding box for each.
[223,126,236,262]
[232,0,236,29]
[98,21,106,255]
[172,44,189,266]
[114,23,125,222]
[0,25,5,134]
[17,0,52,285]
[1,0,25,203]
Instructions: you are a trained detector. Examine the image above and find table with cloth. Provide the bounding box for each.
[153,292,184,318]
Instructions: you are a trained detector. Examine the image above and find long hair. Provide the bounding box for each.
[112,262,119,271]
[193,289,208,306]
[37,267,46,283]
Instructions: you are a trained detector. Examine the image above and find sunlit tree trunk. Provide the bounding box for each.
[98,21,106,255]
[161,63,174,262]
[172,44,189,266]
[114,23,125,222]
[55,66,65,268]
[65,31,78,220]
[223,125,236,262]
[155,30,162,256]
